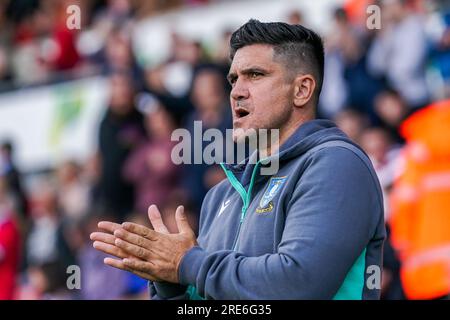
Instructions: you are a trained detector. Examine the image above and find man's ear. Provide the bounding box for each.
[293,74,316,108]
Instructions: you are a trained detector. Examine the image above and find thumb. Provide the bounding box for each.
[175,205,192,235]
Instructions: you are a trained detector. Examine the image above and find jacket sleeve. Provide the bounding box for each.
[148,281,187,300]
[178,147,384,299]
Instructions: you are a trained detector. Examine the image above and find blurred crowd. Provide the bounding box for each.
[0,0,217,91]
[1,0,450,300]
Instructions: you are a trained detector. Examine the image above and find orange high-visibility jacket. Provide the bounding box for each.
[389,99,450,299]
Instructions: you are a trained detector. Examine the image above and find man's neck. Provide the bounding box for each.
[259,113,313,158]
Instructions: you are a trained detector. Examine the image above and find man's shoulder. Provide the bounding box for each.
[301,140,373,172]
[301,142,383,202]
[203,177,231,204]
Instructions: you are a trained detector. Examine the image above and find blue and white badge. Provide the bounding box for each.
[256,176,287,213]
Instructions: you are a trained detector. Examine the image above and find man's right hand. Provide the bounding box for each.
[90,220,159,281]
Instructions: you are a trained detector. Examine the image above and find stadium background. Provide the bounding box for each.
[0,0,449,299]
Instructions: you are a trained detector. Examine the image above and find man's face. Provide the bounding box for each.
[227,44,294,142]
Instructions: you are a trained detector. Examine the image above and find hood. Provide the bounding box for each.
[277,119,360,162]
[223,119,364,185]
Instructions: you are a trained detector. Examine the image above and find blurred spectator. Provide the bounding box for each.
[54,159,92,260]
[26,179,74,266]
[146,32,209,99]
[360,127,400,215]
[103,27,133,72]
[0,175,20,300]
[367,0,430,109]
[327,8,364,65]
[373,89,409,142]
[56,160,90,222]
[25,178,75,299]
[123,94,182,216]
[98,26,144,87]
[321,7,383,119]
[360,127,405,299]
[389,99,450,299]
[96,72,145,221]
[43,0,81,73]
[182,67,230,210]
[334,109,369,144]
[0,141,28,218]
[9,1,55,86]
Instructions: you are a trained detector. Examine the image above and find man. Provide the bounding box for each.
[91,20,385,299]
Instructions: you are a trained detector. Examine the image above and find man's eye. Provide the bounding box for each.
[250,72,262,79]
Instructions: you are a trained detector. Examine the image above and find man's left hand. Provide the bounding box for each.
[91,205,197,284]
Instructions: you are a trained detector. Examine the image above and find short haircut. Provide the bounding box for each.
[230,19,324,102]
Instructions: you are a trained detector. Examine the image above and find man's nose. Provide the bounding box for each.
[230,79,249,101]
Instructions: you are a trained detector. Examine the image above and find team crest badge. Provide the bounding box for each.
[256,176,287,213]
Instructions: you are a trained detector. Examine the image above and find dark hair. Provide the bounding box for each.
[230,19,324,101]
[1,140,13,154]
[334,7,348,22]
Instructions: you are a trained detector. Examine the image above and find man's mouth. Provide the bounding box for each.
[234,108,250,119]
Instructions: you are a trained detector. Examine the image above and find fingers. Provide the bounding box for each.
[114,238,152,260]
[122,222,157,241]
[114,228,152,249]
[105,257,158,282]
[104,257,128,271]
[147,205,169,234]
[98,221,122,234]
[123,258,156,274]
[93,241,129,259]
[90,232,116,245]
[175,205,192,235]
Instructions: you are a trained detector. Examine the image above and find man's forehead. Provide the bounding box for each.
[229,44,277,72]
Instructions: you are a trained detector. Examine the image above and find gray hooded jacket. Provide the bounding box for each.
[150,119,385,300]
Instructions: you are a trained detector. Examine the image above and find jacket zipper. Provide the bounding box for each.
[231,205,248,250]
[221,162,261,251]
[189,160,263,299]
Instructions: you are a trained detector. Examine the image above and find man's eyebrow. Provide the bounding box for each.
[227,67,270,82]
[240,67,269,75]
[226,72,237,83]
